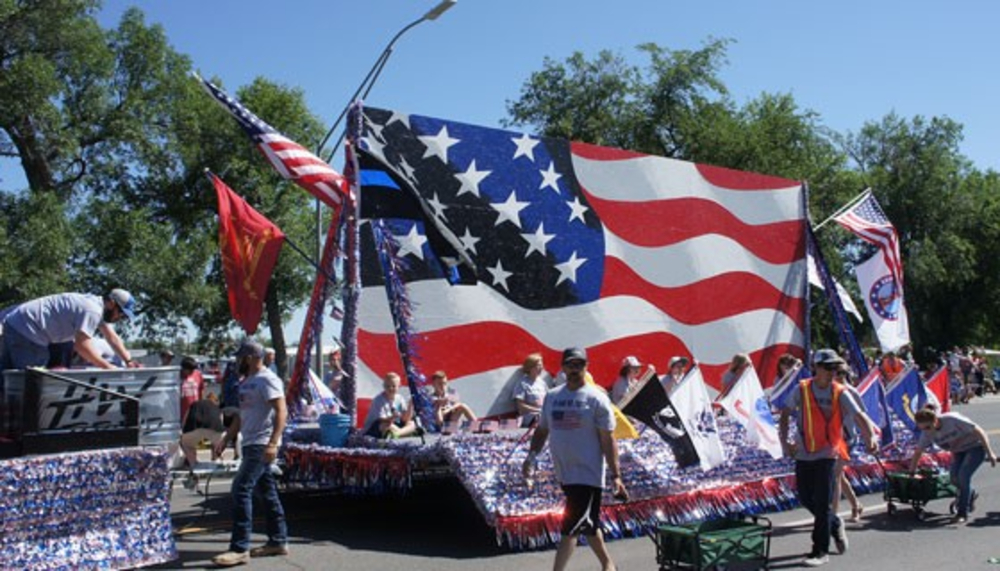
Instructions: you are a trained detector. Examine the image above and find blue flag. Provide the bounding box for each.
[856,368,894,447]
[768,364,808,411]
[885,366,929,432]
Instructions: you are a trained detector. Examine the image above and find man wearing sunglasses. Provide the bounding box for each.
[0,289,137,370]
[779,348,879,567]
[523,347,627,571]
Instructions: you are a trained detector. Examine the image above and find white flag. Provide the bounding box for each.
[671,365,726,471]
[856,251,910,352]
[716,365,783,459]
[807,252,863,322]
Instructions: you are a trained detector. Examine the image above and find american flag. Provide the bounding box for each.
[353,107,808,415]
[198,75,347,209]
[833,191,903,287]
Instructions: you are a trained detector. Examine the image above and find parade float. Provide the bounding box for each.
[0,367,180,569]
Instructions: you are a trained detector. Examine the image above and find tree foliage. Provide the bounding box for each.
[1,3,329,373]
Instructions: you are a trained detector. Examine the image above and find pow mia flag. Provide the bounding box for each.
[619,376,700,469]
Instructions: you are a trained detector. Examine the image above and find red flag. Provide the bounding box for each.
[925,365,951,413]
[211,172,285,334]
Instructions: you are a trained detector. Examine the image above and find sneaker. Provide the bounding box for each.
[804,553,830,567]
[249,544,289,558]
[211,550,249,567]
[833,516,849,554]
[954,515,968,525]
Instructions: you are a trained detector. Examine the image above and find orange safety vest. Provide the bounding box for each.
[800,379,849,460]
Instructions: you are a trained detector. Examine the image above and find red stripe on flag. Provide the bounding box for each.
[582,189,806,264]
[600,257,806,325]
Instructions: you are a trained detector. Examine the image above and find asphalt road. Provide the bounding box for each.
[157,397,1000,570]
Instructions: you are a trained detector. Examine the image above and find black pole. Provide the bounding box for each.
[282,235,339,287]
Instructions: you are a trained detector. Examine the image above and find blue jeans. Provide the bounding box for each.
[0,325,49,370]
[950,445,985,517]
[229,444,287,552]
[795,459,838,556]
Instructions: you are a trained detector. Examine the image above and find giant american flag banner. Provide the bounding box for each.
[352,107,808,414]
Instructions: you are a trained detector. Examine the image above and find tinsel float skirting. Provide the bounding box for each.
[281,417,948,550]
[0,447,175,570]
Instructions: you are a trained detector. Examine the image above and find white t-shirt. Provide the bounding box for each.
[363,392,408,434]
[4,293,103,346]
[917,412,981,453]
[540,383,616,488]
[238,368,285,446]
[513,376,548,427]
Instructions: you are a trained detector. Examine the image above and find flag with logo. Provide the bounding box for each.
[856,367,894,447]
[619,376,700,468]
[855,251,911,353]
[354,106,808,415]
[885,366,929,432]
[716,364,783,459]
[670,365,726,471]
[211,172,285,334]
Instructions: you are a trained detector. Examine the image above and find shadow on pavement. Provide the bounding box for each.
[158,477,508,568]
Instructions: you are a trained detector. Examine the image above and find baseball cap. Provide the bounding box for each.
[669,356,690,368]
[562,347,588,364]
[621,355,641,368]
[235,338,265,359]
[108,288,136,320]
[812,348,846,366]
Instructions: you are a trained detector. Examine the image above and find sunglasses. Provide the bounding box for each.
[564,360,587,370]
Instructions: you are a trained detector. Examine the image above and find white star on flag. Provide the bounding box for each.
[567,196,589,223]
[387,110,410,129]
[491,191,530,229]
[554,251,587,285]
[395,225,428,260]
[512,133,540,162]
[540,162,562,193]
[427,193,448,221]
[487,260,513,291]
[419,125,460,164]
[521,223,555,257]
[459,227,481,255]
[455,159,491,197]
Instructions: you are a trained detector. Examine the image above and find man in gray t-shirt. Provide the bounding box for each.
[212,339,288,567]
[523,347,627,571]
[0,290,136,370]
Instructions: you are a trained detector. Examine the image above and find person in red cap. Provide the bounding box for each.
[523,347,627,571]
[0,289,137,370]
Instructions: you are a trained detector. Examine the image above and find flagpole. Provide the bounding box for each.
[282,236,340,286]
[813,187,872,231]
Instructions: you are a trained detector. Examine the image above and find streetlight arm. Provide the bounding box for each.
[316,11,434,155]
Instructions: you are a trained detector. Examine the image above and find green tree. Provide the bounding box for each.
[1,3,330,377]
[842,113,1000,353]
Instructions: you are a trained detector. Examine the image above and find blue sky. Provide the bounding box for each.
[94,0,998,172]
[6,0,999,343]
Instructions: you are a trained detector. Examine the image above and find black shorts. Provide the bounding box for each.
[560,485,603,536]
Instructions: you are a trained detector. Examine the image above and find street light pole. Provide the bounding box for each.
[312,0,457,379]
